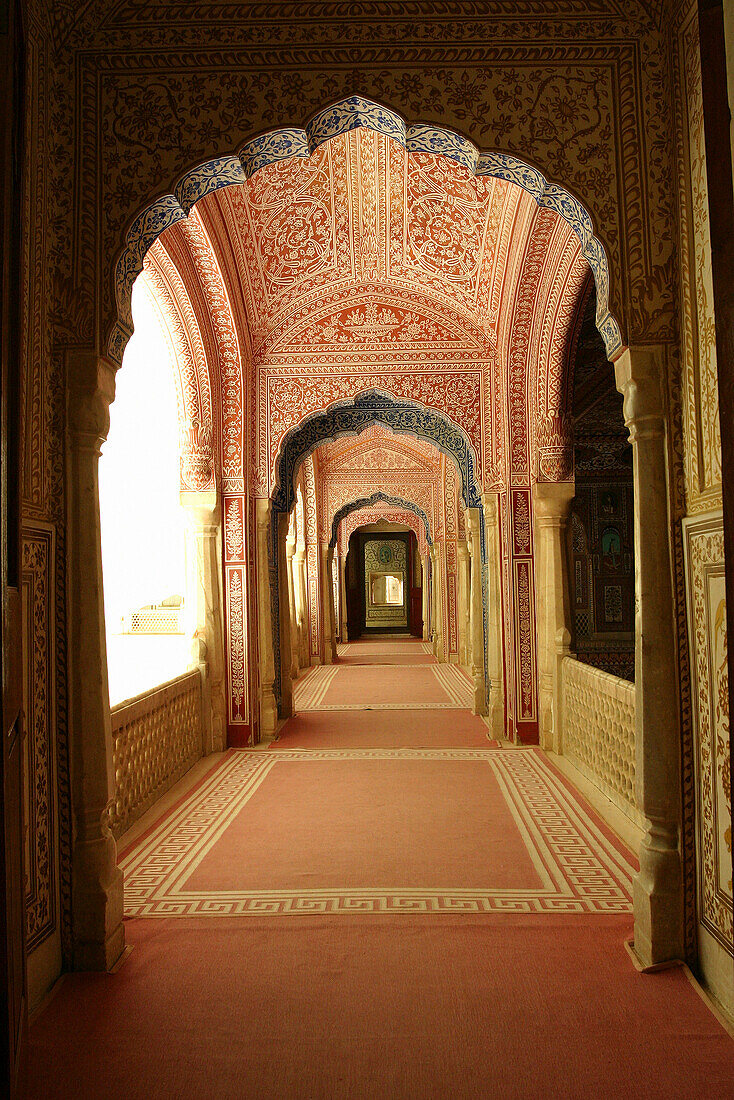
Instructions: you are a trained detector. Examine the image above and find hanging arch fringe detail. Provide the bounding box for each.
[329,492,433,551]
[110,95,622,364]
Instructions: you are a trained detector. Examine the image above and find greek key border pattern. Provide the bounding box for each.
[120,747,634,917]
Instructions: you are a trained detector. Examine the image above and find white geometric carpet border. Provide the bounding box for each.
[293,665,472,711]
[120,749,635,918]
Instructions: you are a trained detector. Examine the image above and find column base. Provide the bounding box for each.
[72,862,125,972]
[487,683,505,739]
[260,690,278,738]
[279,692,294,721]
[632,838,684,968]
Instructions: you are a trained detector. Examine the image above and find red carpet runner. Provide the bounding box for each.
[28,638,734,1098]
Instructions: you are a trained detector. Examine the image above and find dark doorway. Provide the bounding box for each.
[345,530,422,639]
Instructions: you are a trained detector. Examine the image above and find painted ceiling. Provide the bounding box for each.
[144,112,594,499]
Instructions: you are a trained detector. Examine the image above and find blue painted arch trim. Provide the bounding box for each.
[110,95,623,363]
[271,391,482,518]
[329,493,433,551]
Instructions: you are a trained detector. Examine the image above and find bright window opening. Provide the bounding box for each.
[100,278,192,705]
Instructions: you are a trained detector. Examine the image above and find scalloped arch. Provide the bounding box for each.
[329,492,433,550]
[273,390,481,517]
[109,95,623,364]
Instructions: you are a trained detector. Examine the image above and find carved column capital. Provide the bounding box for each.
[67,351,117,450]
[480,492,498,526]
[614,345,666,440]
[180,489,220,532]
[533,482,575,526]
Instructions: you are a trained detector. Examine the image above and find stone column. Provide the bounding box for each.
[421,553,430,641]
[295,545,309,667]
[332,552,340,644]
[67,351,124,971]
[533,483,574,754]
[339,553,348,642]
[286,534,299,678]
[466,508,487,716]
[430,544,443,660]
[481,494,505,738]
[328,546,338,661]
[457,540,471,666]
[277,513,294,719]
[615,346,683,967]
[255,498,277,739]
[181,490,227,755]
[320,543,335,664]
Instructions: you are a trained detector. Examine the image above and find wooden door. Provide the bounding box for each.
[408,533,423,637]
[0,1,28,1093]
[345,540,362,639]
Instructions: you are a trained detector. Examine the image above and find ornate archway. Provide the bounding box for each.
[329,491,433,550]
[273,391,481,515]
[109,96,622,366]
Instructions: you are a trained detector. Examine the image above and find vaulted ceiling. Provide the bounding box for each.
[142,115,595,495]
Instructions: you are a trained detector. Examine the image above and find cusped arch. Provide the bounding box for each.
[142,244,215,492]
[109,96,623,365]
[272,390,481,517]
[329,492,433,551]
[341,506,429,558]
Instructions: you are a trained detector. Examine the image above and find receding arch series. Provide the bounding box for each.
[329,492,433,551]
[268,391,490,719]
[273,391,481,517]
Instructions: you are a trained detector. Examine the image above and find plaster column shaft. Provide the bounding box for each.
[295,547,308,667]
[339,553,348,642]
[67,352,124,971]
[421,553,430,641]
[182,491,226,755]
[481,494,505,737]
[255,498,277,739]
[286,535,299,679]
[430,545,443,660]
[320,543,335,664]
[533,483,574,754]
[466,508,487,716]
[328,547,337,661]
[615,346,683,966]
[277,514,294,719]
[457,540,470,667]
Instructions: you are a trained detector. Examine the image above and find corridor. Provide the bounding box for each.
[28,639,734,1099]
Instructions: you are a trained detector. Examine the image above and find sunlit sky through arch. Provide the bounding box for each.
[99,276,188,643]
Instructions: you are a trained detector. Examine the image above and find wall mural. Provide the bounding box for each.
[672,0,731,972]
[683,514,732,953]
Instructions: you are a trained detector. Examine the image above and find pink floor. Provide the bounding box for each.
[184,757,544,893]
[318,664,455,706]
[27,641,734,1097]
[29,916,734,1100]
[274,708,494,747]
